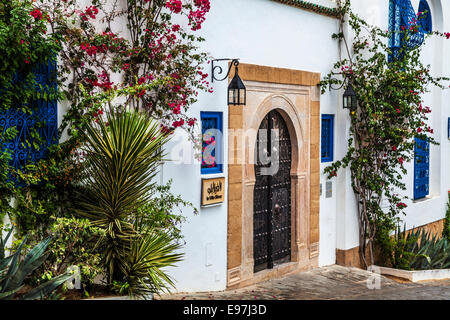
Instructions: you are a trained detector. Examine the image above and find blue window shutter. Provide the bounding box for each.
[414,137,429,200]
[321,114,334,163]
[0,58,58,184]
[388,0,426,61]
[201,112,223,174]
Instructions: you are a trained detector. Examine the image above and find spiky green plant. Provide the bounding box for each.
[405,229,450,270]
[116,228,183,299]
[77,109,174,288]
[0,230,73,300]
[379,224,419,270]
[443,192,450,240]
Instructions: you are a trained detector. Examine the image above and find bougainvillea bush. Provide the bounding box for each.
[320,3,449,268]
[0,0,210,233]
[0,0,211,297]
[47,0,212,140]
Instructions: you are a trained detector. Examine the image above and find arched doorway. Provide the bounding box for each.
[253,109,292,272]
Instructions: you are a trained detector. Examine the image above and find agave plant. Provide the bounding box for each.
[405,228,450,270]
[77,109,173,286]
[0,229,73,300]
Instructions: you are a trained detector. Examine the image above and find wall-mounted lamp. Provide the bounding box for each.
[343,81,358,111]
[211,58,246,106]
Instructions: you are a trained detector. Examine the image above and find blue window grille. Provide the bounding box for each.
[418,0,432,33]
[388,0,428,62]
[414,137,430,200]
[321,114,334,163]
[0,59,58,183]
[201,111,223,174]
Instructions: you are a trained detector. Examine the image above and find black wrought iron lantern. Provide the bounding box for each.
[228,63,246,106]
[343,81,357,110]
[212,58,246,106]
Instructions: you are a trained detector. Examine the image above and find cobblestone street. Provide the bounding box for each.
[159,265,450,300]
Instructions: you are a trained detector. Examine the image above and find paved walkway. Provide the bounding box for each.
[159,265,450,300]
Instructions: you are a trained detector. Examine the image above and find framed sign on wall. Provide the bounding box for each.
[201,177,225,207]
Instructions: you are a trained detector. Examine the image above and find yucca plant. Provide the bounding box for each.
[115,228,183,299]
[77,109,173,287]
[0,229,73,300]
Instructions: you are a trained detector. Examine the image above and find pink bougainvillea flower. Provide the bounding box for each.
[166,0,182,14]
[172,24,181,32]
[188,118,196,126]
[396,202,407,208]
[30,9,43,20]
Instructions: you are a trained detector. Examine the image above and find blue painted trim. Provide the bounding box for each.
[200,111,223,174]
[448,117,450,139]
[321,114,334,163]
[413,137,430,200]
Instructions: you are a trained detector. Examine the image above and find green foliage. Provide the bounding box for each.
[136,180,197,242]
[30,217,105,293]
[376,225,419,270]
[320,3,450,267]
[443,192,450,241]
[0,230,72,300]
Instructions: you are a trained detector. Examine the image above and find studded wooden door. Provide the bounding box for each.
[253,110,292,273]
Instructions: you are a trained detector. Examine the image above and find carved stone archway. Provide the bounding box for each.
[227,64,321,288]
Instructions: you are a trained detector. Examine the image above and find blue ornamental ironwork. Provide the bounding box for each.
[388,0,429,62]
[0,59,58,184]
[418,0,432,33]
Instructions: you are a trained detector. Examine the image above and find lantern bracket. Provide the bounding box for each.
[211,58,240,83]
[328,73,349,91]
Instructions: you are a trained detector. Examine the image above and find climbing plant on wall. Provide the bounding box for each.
[320,1,450,268]
[0,0,64,233]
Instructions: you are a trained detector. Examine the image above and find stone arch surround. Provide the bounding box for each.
[227,64,321,288]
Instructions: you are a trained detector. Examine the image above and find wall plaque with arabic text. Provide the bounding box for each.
[201,177,225,206]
